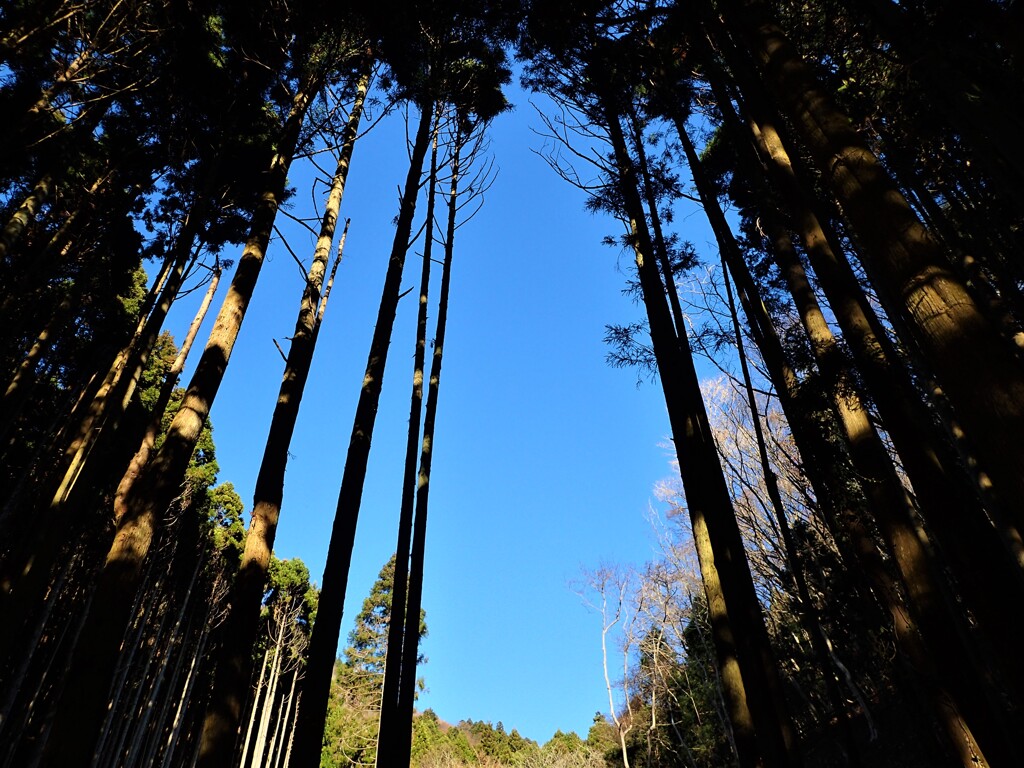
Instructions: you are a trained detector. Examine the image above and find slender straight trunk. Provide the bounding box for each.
[376,116,440,767]
[145,607,201,767]
[676,107,1000,764]
[251,635,284,768]
[47,198,206,513]
[658,90,875,658]
[240,647,271,768]
[123,553,203,768]
[37,66,325,768]
[0,291,76,438]
[270,668,299,768]
[706,19,1024,719]
[291,99,434,768]
[113,265,221,524]
[604,94,798,768]
[101,592,172,767]
[0,166,111,371]
[0,98,107,272]
[721,0,1024,539]
[0,204,204,700]
[281,691,300,768]
[718,257,860,766]
[393,121,463,768]
[197,64,369,768]
[765,208,1005,766]
[163,618,212,768]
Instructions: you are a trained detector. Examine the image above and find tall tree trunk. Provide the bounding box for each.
[113,264,221,524]
[765,208,1004,767]
[676,106,1003,765]
[736,95,1024,705]
[251,632,284,768]
[240,647,271,768]
[197,64,369,768]
[604,93,798,768]
[705,15,1024,720]
[0,245,195,722]
[37,65,325,768]
[291,99,434,768]
[46,195,207,513]
[376,113,440,767]
[717,253,860,766]
[393,118,463,768]
[721,0,1024,542]
[0,291,76,440]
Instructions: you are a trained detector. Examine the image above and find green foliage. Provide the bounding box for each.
[410,709,479,766]
[460,718,537,763]
[203,481,245,566]
[321,556,428,766]
[135,331,179,413]
[586,713,619,760]
[267,555,318,631]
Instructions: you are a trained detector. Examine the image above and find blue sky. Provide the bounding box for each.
[162,77,720,745]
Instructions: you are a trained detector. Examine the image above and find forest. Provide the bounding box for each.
[1,0,1022,766]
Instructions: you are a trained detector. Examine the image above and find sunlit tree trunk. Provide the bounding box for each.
[251,632,284,768]
[37,63,325,768]
[738,97,1024,706]
[240,647,271,768]
[673,92,1001,763]
[768,209,1008,766]
[0,175,53,263]
[114,264,222,524]
[722,0,1024,545]
[197,62,369,768]
[604,92,798,768]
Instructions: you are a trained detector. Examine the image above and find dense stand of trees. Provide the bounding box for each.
[1,0,1021,766]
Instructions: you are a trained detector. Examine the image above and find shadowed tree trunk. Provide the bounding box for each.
[734,91,1024,709]
[376,109,440,767]
[675,106,1002,765]
[37,62,326,768]
[291,99,434,768]
[720,0,1024,547]
[393,116,465,768]
[196,63,370,768]
[603,88,798,768]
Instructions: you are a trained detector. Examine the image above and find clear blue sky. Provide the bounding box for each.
[162,77,719,745]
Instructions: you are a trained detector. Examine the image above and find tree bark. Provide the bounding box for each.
[113,264,221,525]
[722,0,1024,543]
[393,119,465,768]
[604,93,798,768]
[196,63,369,768]
[292,99,434,768]
[376,112,440,768]
[37,65,324,768]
